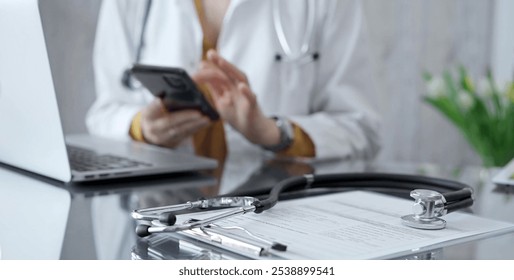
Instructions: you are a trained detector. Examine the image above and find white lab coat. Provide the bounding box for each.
[87,0,381,163]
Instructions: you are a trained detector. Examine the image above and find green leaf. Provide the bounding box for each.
[486,70,503,115]
[443,71,457,97]
[458,66,474,93]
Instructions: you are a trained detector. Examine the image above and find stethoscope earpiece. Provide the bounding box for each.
[134,213,177,238]
[136,224,152,238]
[159,213,177,226]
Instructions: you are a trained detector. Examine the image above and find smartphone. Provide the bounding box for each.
[131,64,219,120]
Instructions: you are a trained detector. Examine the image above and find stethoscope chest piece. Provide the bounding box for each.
[401,214,446,230]
[401,189,448,230]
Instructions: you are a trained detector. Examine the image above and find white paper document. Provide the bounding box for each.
[175,191,514,259]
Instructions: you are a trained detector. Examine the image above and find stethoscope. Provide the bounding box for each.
[272,0,319,64]
[120,0,154,90]
[132,173,474,244]
[121,0,320,90]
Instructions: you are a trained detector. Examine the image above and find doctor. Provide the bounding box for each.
[87,0,381,168]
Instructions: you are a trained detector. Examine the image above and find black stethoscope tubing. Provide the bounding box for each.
[121,0,153,89]
[251,173,473,214]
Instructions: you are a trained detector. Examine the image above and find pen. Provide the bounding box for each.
[183,227,269,257]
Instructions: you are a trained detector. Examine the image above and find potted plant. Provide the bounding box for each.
[423,67,514,167]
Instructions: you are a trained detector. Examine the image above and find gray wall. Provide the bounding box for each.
[40,0,496,166]
[363,0,494,166]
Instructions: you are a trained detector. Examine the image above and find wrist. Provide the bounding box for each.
[244,113,280,146]
[259,116,294,152]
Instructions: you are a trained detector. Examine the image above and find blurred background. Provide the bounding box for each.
[39,0,514,167]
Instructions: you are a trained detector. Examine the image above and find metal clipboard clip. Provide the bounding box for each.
[179,221,287,257]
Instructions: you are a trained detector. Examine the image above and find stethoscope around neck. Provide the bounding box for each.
[132,173,474,243]
[121,0,320,90]
[272,0,320,64]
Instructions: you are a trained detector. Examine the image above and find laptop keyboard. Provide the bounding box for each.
[67,145,152,172]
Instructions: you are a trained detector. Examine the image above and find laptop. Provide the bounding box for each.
[0,0,217,182]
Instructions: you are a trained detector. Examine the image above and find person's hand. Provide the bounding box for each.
[140,98,210,148]
[191,50,281,148]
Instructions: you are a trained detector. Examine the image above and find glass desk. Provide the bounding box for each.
[1,158,513,260]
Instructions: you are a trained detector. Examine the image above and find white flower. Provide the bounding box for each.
[426,77,445,98]
[478,79,512,106]
[495,79,512,93]
[477,78,493,97]
[457,91,474,111]
[478,78,510,94]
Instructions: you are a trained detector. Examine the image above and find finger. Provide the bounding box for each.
[208,83,233,109]
[205,83,223,100]
[207,49,248,84]
[172,116,210,140]
[162,116,209,145]
[194,65,233,87]
[146,110,203,142]
[207,50,243,82]
[149,114,209,147]
[238,82,257,106]
[154,110,204,132]
[238,82,252,97]
[194,67,230,94]
[194,66,239,98]
[143,98,167,120]
[194,65,239,111]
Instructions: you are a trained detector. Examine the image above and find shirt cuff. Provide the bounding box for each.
[129,111,145,142]
[277,122,316,158]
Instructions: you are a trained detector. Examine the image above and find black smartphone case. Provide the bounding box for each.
[131,64,219,120]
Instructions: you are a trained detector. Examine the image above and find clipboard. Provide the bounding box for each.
[170,191,514,259]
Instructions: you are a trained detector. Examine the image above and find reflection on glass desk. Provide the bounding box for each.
[131,233,247,260]
[1,158,514,260]
[0,167,70,259]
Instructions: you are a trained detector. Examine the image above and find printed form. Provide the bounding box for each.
[176,191,514,259]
